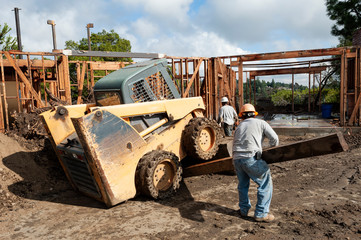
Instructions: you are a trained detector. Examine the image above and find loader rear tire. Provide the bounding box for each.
[136,150,182,199]
[182,117,222,160]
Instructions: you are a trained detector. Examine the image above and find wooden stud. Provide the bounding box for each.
[292,73,295,113]
[0,53,6,132]
[238,59,244,107]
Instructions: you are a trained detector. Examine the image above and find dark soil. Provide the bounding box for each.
[0,117,361,239]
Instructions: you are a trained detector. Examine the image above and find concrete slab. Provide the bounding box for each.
[263,114,351,136]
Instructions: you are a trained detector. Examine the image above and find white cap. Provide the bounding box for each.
[221,97,229,103]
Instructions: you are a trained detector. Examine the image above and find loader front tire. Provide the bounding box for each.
[136,150,182,199]
[182,117,222,160]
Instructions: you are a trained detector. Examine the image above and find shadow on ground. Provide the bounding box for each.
[3,139,105,209]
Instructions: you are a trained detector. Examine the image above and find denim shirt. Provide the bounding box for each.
[232,118,279,159]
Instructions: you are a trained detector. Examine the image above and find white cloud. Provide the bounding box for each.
[196,0,338,52]
[1,0,339,59]
[131,18,159,39]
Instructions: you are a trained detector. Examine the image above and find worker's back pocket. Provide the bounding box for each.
[242,158,269,179]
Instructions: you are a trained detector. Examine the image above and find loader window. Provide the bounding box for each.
[95,92,122,106]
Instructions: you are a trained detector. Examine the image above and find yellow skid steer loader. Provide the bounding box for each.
[41,59,223,207]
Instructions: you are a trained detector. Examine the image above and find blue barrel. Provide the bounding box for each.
[321,104,332,118]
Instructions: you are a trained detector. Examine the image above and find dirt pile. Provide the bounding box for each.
[344,129,361,149]
[0,133,68,216]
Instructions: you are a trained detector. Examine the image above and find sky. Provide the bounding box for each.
[1,0,340,85]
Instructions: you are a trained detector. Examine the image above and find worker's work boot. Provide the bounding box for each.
[238,210,249,219]
[254,214,275,223]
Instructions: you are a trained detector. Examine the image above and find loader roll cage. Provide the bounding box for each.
[93,59,180,104]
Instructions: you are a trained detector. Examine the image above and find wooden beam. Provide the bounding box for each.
[4,51,44,107]
[0,59,56,68]
[238,59,244,107]
[0,54,6,132]
[248,66,327,78]
[226,47,348,62]
[262,133,348,164]
[183,133,348,177]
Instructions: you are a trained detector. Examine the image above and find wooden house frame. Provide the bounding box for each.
[1,46,360,133]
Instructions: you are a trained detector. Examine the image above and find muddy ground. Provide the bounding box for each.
[0,130,361,239]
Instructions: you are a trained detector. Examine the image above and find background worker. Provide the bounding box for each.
[218,97,238,136]
[232,103,279,222]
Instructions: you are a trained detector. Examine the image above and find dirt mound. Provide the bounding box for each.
[344,129,361,149]
[0,133,68,215]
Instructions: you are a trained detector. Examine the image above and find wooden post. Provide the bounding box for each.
[308,62,311,113]
[253,77,256,105]
[343,53,348,126]
[26,54,35,108]
[359,48,361,125]
[355,49,358,124]
[340,51,345,125]
[77,62,87,104]
[319,72,322,112]
[248,74,252,103]
[238,59,244,107]
[42,55,47,107]
[180,59,184,97]
[15,69,21,112]
[214,59,218,118]
[313,72,316,111]
[0,53,6,132]
[292,73,295,113]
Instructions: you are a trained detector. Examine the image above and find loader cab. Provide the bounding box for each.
[94,58,180,106]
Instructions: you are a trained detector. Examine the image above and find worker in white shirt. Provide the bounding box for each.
[218,97,238,136]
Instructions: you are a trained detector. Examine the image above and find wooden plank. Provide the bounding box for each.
[0,54,5,132]
[262,132,348,164]
[343,52,348,126]
[90,62,124,71]
[77,62,87,104]
[0,59,56,68]
[183,133,348,177]
[249,66,327,78]
[223,47,347,62]
[183,157,233,178]
[26,54,35,108]
[238,59,243,107]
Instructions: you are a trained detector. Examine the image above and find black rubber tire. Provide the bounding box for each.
[136,150,182,199]
[182,117,222,160]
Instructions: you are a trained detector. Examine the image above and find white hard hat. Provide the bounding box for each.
[221,97,229,103]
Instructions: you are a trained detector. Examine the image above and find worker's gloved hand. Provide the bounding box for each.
[255,151,262,160]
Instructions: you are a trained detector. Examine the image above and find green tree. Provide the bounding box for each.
[64,29,132,102]
[326,0,361,46]
[65,29,132,62]
[0,23,17,51]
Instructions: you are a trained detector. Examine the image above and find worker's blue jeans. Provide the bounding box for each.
[233,156,273,218]
[223,123,233,136]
